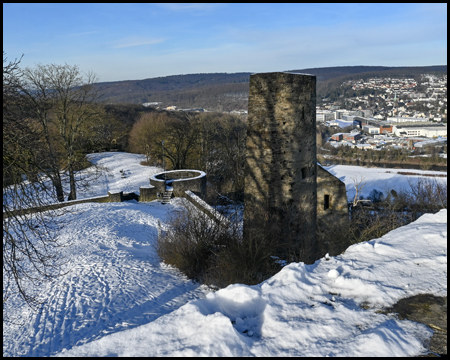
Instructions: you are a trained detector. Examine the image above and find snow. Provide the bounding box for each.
[3,152,447,357]
[322,164,447,202]
[79,152,163,198]
[3,152,163,210]
[3,199,211,357]
[150,169,207,183]
[326,119,355,128]
[55,210,446,357]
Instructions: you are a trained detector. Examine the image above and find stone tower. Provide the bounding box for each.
[244,72,317,263]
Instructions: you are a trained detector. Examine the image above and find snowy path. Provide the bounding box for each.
[3,200,210,357]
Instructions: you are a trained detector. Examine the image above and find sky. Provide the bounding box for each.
[3,3,448,82]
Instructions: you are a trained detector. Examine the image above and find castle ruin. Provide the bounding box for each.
[244,72,350,263]
[244,72,318,263]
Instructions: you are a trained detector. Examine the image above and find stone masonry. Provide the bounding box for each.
[244,72,317,263]
[316,164,350,256]
[316,165,348,226]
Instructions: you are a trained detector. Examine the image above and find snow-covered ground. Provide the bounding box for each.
[325,119,355,128]
[56,210,447,357]
[3,198,212,357]
[3,152,447,357]
[68,152,164,200]
[322,164,447,202]
[3,152,164,209]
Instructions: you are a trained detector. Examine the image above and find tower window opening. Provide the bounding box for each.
[301,167,307,179]
[324,194,330,210]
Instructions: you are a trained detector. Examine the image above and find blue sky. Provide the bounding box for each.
[3,3,447,82]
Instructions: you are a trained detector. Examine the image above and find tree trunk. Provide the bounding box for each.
[67,164,77,201]
[51,174,65,202]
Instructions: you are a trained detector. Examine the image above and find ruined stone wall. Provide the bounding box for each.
[244,72,317,263]
[316,165,348,225]
[150,170,207,198]
[184,190,231,227]
[139,187,157,202]
[316,164,350,256]
[4,192,119,218]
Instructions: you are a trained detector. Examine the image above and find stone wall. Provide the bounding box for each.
[316,165,348,225]
[150,170,207,198]
[4,172,207,218]
[107,191,123,202]
[184,190,231,227]
[4,192,118,218]
[154,170,203,181]
[139,186,157,202]
[316,164,350,256]
[244,72,317,263]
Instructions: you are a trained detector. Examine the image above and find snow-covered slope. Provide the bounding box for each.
[54,209,447,357]
[322,164,446,202]
[3,152,447,357]
[3,199,211,357]
[76,152,163,198]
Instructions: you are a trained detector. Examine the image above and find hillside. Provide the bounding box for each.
[94,66,447,112]
[3,152,447,357]
[95,73,251,111]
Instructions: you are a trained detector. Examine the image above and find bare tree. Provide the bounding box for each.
[129,111,247,200]
[3,53,70,319]
[21,63,101,200]
[350,176,372,208]
[162,113,200,170]
[129,111,199,170]
[216,115,246,196]
[404,176,447,216]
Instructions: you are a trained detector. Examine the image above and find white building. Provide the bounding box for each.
[355,143,376,150]
[392,125,447,138]
[334,109,360,119]
[362,109,373,118]
[316,111,335,122]
[334,110,345,119]
[362,125,380,134]
[342,115,356,121]
[387,116,430,123]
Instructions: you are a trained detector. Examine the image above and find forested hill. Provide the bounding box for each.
[288,65,447,82]
[94,65,447,112]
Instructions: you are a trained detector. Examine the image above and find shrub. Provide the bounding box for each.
[155,200,281,288]
[211,212,282,287]
[155,202,226,282]
[401,177,447,216]
[157,177,447,288]
[345,176,446,245]
[318,176,447,254]
[368,188,385,203]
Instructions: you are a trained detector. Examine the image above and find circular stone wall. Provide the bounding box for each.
[150,170,207,198]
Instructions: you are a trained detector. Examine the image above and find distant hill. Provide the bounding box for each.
[94,66,447,112]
